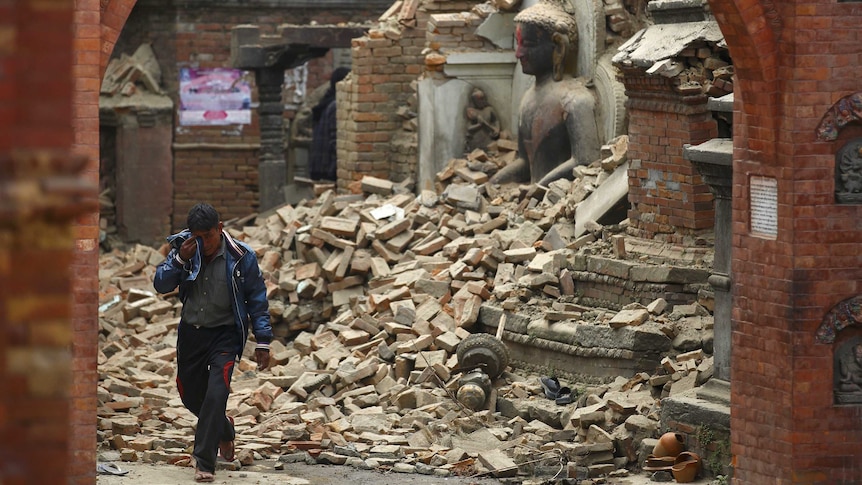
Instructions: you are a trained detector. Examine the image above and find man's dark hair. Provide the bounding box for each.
[187,203,220,232]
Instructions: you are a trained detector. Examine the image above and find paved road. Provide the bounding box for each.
[95,460,504,485]
[95,460,717,484]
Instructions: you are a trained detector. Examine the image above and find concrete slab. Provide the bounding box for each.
[475,12,516,49]
[575,161,629,237]
[683,138,732,166]
[418,78,471,192]
[612,21,724,68]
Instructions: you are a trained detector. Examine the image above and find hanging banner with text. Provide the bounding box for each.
[178,68,252,126]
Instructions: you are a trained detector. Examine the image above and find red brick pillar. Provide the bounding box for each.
[708,0,862,483]
[341,32,405,190]
[619,70,716,244]
[71,1,111,483]
[71,1,138,483]
[0,1,100,484]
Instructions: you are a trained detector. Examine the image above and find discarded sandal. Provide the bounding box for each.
[540,376,561,399]
[218,415,235,462]
[194,468,215,483]
[555,393,574,405]
[96,463,128,476]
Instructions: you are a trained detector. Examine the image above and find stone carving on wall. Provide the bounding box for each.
[835,138,862,203]
[816,296,862,404]
[815,92,862,142]
[464,87,501,153]
[290,82,330,147]
[835,337,862,404]
[816,295,862,344]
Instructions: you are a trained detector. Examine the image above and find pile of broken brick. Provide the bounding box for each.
[97,140,717,482]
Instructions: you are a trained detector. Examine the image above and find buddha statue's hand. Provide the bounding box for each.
[489,158,529,185]
[536,156,584,187]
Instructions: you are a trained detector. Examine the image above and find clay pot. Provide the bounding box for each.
[675,451,701,465]
[671,452,701,483]
[652,432,686,458]
[642,454,675,471]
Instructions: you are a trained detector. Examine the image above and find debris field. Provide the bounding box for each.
[97,143,717,483]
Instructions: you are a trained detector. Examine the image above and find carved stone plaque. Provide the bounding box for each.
[750,176,778,237]
[835,138,862,204]
[835,336,862,405]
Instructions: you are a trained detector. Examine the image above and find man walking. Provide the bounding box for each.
[154,203,272,483]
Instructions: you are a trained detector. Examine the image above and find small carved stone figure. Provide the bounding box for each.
[837,140,862,201]
[838,343,862,393]
[489,0,601,187]
[465,87,501,153]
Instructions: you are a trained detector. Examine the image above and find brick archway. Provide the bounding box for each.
[67,0,139,483]
[708,0,779,163]
[99,0,138,72]
[709,1,862,483]
[706,1,785,483]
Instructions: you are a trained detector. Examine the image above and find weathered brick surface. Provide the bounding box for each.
[172,148,261,227]
[338,0,488,190]
[25,1,862,484]
[115,2,388,228]
[619,71,717,243]
[709,1,862,483]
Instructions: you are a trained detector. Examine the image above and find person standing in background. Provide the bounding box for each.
[309,67,351,181]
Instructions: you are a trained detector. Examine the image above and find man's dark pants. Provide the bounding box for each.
[176,323,239,473]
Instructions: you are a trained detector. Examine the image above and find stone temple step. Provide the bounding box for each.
[707,92,733,113]
[695,377,730,406]
[683,138,732,166]
[661,381,731,478]
[477,304,671,382]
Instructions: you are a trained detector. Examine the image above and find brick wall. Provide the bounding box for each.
[620,71,717,244]
[708,0,862,483]
[112,0,389,228]
[426,9,495,51]
[0,0,122,484]
[338,0,485,191]
[341,25,424,188]
[173,147,261,225]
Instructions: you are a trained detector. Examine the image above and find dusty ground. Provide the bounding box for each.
[95,460,504,484]
[95,460,717,485]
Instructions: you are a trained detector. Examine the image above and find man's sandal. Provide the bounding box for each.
[218,415,235,462]
[194,468,214,483]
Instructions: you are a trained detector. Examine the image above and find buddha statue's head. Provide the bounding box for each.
[514,0,578,82]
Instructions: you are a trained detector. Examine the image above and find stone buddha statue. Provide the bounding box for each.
[490,0,601,187]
